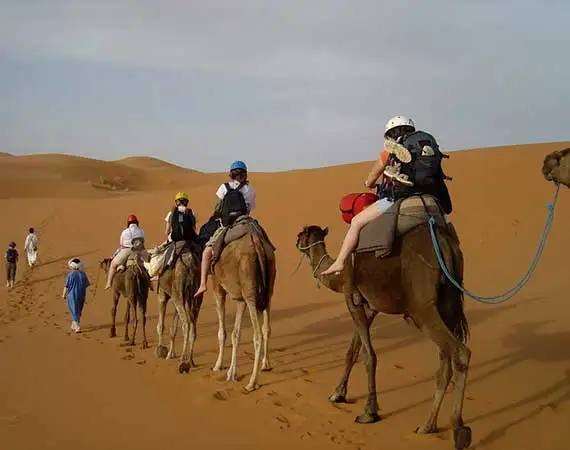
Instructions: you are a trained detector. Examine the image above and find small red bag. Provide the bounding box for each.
[339,192,379,224]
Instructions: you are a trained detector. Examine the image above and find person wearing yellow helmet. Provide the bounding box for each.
[164,191,197,243]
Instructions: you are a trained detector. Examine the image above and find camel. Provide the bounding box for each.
[296,221,471,450]
[210,230,276,392]
[100,256,150,348]
[542,147,570,187]
[154,242,203,374]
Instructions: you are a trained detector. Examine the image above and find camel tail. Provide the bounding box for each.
[436,230,469,345]
[251,232,271,312]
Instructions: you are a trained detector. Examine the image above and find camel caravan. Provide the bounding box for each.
[92,116,568,450]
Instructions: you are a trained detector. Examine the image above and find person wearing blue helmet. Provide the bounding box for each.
[194,160,257,298]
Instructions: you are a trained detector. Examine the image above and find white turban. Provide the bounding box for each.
[68,258,84,271]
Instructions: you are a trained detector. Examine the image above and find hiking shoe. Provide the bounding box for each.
[383,164,400,180]
[385,139,412,163]
[395,173,414,186]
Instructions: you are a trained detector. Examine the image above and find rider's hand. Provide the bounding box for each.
[364,179,375,189]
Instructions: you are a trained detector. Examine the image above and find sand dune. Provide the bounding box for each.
[1,141,570,450]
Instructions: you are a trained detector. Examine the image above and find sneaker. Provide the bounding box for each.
[395,172,414,186]
[385,139,412,163]
[383,163,401,180]
[71,321,79,332]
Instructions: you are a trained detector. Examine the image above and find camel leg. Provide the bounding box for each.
[140,291,149,349]
[349,294,380,424]
[329,307,378,403]
[414,307,472,450]
[123,299,131,342]
[167,310,179,359]
[129,298,139,346]
[226,300,245,382]
[243,300,263,393]
[110,291,120,338]
[156,292,169,358]
[212,289,227,372]
[261,304,272,371]
[187,296,203,368]
[171,294,191,374]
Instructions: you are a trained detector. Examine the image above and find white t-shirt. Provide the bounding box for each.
[215,181,256,212]
[120,224,145,248]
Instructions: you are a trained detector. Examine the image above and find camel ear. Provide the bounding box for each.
[323,227,329,236]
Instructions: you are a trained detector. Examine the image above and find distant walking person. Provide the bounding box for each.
[62,258,91,333]
[5,242,18,289]
[24,228,38,268]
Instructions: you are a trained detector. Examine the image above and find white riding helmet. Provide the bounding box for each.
[384,116,415,137]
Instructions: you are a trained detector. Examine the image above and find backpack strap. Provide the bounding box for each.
[224,182,232,192]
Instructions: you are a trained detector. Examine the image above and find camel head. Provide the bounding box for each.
[296,225,328,254]
[542,148,570,187]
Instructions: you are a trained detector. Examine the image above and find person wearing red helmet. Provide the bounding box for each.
[104,214,146,290]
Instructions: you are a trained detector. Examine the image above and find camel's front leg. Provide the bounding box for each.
[329,307,377,403]
[226,300,245,382]
[123,299,131,342]
[129,297,139,347]
[348,293,380,424]
[155,292,169,358]
[212,288,227,372]
[171,293,191,374]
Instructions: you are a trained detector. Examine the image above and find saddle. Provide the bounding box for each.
[145,240,195,279]
[354,194,450,258]
[210,216,275,270]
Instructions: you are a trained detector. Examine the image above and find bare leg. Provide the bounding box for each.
[105,261,117,289]
[194,246,213,297]
[261,306,272,371]
[156,292,168,358]
[244,300,263,392]
[213,288,227,372]
[226,300,246,382]
[321,205,382,276]
[330,307,378,403]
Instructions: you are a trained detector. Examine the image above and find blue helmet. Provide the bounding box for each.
[230,160,247,171]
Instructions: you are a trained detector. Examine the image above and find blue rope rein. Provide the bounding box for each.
[428,182,561,304]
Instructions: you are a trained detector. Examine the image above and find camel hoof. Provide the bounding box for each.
[156,345,168,359]
[178,362,192,374]
[414,424,438,434]
[328,393,348,403]
[243,383,259,393]
[354,412,381,424]
[212,364,224,372]
[453,426,472,450]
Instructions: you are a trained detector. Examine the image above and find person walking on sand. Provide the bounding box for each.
[24,227,38,268]
[62,258,90,333]
[5,242,18,289]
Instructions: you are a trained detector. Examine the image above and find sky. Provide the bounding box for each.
[0,1,569,172]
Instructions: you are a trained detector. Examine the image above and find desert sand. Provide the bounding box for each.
[1,142,569,450]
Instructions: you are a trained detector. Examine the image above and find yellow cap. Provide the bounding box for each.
[175,191,189,201]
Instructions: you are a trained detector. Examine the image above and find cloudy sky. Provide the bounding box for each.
[0,1,568,171]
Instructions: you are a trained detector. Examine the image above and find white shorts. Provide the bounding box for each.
[374,198,395,213]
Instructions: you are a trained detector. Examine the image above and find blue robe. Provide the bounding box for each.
[65,270,90,322]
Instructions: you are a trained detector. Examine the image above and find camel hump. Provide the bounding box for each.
[355,194,447,258]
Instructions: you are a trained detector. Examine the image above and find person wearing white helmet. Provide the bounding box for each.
[321,115,451,277]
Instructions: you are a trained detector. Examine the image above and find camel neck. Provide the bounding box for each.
[307,243,343,293]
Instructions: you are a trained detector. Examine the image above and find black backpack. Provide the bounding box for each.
[170,207,197,242]
[219,182,248,226]
[398,130,447,187]
[385,130,453,214]
[6,248,17,263]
